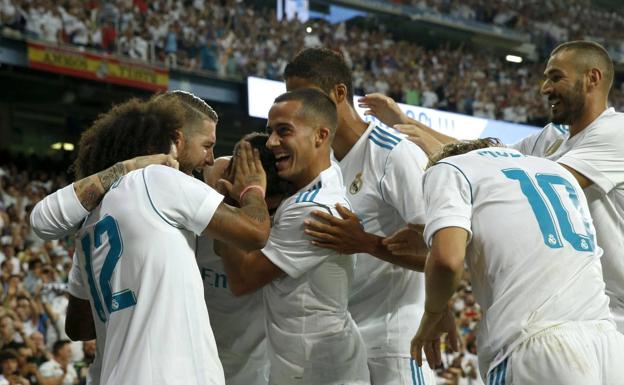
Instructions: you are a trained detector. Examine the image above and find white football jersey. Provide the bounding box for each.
[261,164,369,385]
[422,148,613,379]
[338,122,429,358]
[196,237,269,385]
[68,165,225,385]
[512,108,624,331]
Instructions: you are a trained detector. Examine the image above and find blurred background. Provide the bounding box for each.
[0,1,623,384]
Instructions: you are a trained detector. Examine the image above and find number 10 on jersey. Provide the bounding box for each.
[503,168,595,252]
[80,215,137,323]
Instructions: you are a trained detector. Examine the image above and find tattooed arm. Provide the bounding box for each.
[203,141,271,251]
[30,154,178,240]
[75,154,178,211]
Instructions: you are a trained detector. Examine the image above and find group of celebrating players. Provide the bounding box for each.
[26,40,624,385]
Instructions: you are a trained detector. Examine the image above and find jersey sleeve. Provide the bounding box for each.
[262,203,338,279]
[29,184,90,240]
[423,162,473,247]
[67,252,89,300]
[556,124,624,194]
[143,165,224,235]
[509,124,566,156]
[379,140,428,224]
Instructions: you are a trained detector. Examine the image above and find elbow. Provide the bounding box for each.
[240,226,270,251]
[429,251,464,276]
[29,210,53,241]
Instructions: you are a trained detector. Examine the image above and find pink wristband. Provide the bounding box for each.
[239,185,265,201]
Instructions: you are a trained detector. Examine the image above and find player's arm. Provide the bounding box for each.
[559,164,592,188]
[358,93,456,147]
[65,295,95,341]
[425,227,468,312]
[304,204,426,271]
[65,253,95,341]
[214,242,285,296]
[30,153,178,240]
[202,142,271,251]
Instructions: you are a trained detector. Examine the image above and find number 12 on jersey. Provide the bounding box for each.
[503,168,595,252]
[80,215,137,323]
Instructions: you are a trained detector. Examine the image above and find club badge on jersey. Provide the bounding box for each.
[545,139,563,157]
[349,172,363,195]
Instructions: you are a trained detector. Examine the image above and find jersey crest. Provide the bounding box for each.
[349,172,363,195]
[545,138,563,157]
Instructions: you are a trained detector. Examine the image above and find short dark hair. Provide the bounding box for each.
[428,137,504,167]
[229,132,293,198]
[0,349,17,363]
[273,88,338,138]
[73,98,185,179]
[551,40,614,92]
[52,340,71,356]
[284,48,354,105]
[153,90,218,136]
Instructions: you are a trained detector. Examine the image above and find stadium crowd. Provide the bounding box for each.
[0,158,92,385]
[408,0,624,59]
[2,0,624,126]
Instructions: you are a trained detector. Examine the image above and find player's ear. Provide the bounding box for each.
[586,67,602,92]
[332,84,348,104]
[174,129,185,151]
[315,126,330,147]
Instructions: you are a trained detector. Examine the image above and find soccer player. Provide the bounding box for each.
[30,97,271,385]
[31,90,220,235]
[412,138,624,385]
[284,48,435,384]
[199,132,291,385]
[215,88,369,385]
[363,41,624,334]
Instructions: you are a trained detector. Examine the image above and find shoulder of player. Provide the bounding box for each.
[367,126,425,169]
[366,125,405,153]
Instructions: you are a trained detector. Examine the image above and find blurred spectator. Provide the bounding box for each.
[0,349,29,385]
[39,340,77,385]
[73,340,94,385]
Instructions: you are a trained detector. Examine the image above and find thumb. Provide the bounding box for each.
[216,179,233,197]
[335,203,355,219]
[165,155,179,170]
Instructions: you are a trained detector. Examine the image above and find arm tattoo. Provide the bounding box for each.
[240,193,269,223]
[97,162,126,191]
[74,178,103,211]
[74,162,128,211]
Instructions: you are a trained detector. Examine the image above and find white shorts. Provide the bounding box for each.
[368,357,437,385]
[486,321,624,385]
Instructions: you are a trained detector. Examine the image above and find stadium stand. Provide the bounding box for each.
[0,156,92,385]
[1,0,623,127]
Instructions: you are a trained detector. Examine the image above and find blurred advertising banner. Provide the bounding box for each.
[247,76,542,144]
[27,41,168,91]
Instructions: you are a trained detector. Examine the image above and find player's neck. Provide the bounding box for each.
[332,107,368,161]
[294,156,331,190]
[569,99,608,138]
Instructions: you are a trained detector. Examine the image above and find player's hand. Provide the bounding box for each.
[219,140,266,203]
[394,123,444,158]
[382,223,427,256]
[411,307,459,368]
[304,204,373,254]
[124,153,179,172]
[358,93,409,127]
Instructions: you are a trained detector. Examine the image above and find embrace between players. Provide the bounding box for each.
[30,41,624,385]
